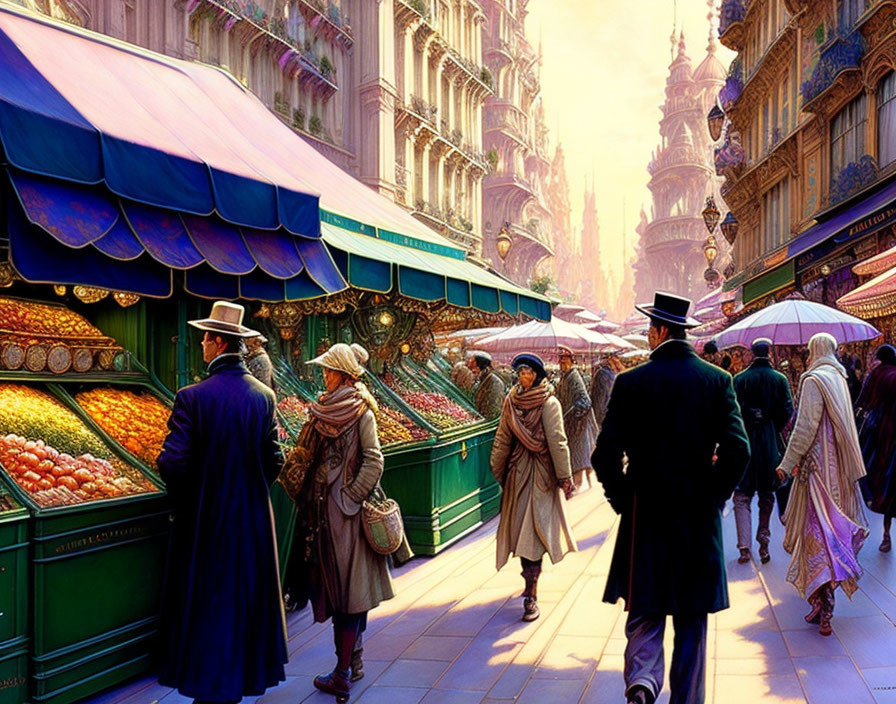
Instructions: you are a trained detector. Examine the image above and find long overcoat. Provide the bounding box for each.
[733,358,794,495]
[157,355,287,701]
[592,340,750,614]
[557,367,599,472]
[491,386,577,570]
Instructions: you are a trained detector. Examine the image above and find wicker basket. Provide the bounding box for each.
[361,486,405,556]
[46,343,73,374]
[25,344,48,372]
[0,342,24,370]
[72,347,94,373]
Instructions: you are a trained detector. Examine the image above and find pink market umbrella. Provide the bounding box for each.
[476,318,615,355]
[714,299,880,348]
[573,309,604,324]
[552,303,586,322]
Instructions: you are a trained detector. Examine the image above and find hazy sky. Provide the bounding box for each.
[525,0,735,282]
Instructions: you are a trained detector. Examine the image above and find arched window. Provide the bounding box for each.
[878,72,896,169]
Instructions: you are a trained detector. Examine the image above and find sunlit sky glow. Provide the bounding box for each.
[525,0,735,286]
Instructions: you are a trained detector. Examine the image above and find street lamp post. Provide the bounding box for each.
[701,196,722,289]
[496,222,512,263]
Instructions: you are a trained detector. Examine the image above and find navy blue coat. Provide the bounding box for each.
[733,359,793,494]
[593,340,750,614]
[157,354,287,701]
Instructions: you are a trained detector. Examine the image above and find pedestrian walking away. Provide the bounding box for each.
[776,332,869,637]
[491,352,577,623]
[592,291,750,704]
[556,346,599,489]
[856,344,896,552]
[245,330,275,389]
[590,353,618,429]
[290,343,396,702]
[732,338,794,565]
[156,301,287,704]
[468,349,507,419]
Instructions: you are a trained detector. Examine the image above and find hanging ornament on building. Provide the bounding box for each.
[720,211,739,245]
[113,291,140,307]
[702,196,720,234]
[707,105,725,142]
[72,286,110,303]
[704,267,720,286]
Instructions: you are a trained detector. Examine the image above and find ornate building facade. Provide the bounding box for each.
[635,32,731,303]
[717,0,896,313]
[546,144,581,300]
[479,0,555,286]
[23,0,495,256]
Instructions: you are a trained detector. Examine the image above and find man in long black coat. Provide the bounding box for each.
[732,338,793,565]
[593,292,750,704]
[157,301,287,704]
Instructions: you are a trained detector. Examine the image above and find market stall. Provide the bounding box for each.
[0,298,173,704]
[0,476,28,704]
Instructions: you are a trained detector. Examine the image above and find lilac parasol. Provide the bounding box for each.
[714,299,880,348]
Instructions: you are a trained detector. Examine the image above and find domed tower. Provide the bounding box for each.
[635,31,729,301]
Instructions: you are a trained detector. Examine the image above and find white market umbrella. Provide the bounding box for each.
[476,318,615,355]
[714,299,880,348]
[573,309,603,323]
[622,333,650,349]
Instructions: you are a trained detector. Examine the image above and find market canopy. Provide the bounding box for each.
[475,318,618,357]
[714,299,881,347]
[837,265,896,320]
[853,244,896,277]
[0,5,550,317]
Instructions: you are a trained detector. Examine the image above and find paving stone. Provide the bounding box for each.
[354,684,428,704]
[420,689,485,704]
[378,659,451,688]
[401,636,472,661]
[792,655,876,704]
[833,615,896,669]
[713,673,806,703]
[859,665,896,704]
[515,677,587,703]
[530,634,602,680]
[781,628,848,658]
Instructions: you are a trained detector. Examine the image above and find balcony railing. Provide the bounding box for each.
[409,94,439,123]
[830,154,878,205]
[719,56,743,111]
[801,30,865,107]
[719,0,746,36]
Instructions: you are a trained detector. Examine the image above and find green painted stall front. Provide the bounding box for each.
[381,420,500,556]
[0,481,29,703]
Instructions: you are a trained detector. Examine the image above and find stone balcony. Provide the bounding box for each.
[719,0,746,49]
[801,30,865,111]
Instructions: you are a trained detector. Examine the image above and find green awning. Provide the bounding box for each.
[321,222,550,321]
[743,260,795,304]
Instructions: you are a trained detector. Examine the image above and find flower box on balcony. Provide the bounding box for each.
[801,30,865,108]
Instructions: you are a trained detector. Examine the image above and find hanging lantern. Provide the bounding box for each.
[702,196,720,234]
[400,342,411,355]
[704,267,720,285]
[707,105,725,142]
[703,235,719,267]
[496,223,512,261]
[72,286,109,304]
[0,262,15,288]
[378,311,394,327]
[720,211,739,245]
[113,291,140,307]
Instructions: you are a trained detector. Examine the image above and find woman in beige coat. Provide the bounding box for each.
[491,353,577,622]
[302,343,394,700]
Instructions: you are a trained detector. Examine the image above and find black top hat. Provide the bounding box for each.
[635,291,699,329]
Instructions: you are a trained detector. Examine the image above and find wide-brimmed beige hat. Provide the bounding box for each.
[307,342,368,379]
[188,301,255,337]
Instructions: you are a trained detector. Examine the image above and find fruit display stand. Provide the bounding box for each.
[365,368,500,555]
[0,377,170,704]
[0,477,29,704]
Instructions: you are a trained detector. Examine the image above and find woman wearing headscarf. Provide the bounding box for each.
[776,333,869,636]
[491,353,577,622]
[856,344,896,552]
[297,343,394,701]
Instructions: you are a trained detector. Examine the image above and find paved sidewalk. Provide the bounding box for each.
[88,486,896,704]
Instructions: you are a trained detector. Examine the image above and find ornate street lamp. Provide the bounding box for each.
[720,211,739,245]
[701,196,720,234]
[704,266,721,286]
[707,105,725,142]
[496,222,512,261]
[703,235,719,267]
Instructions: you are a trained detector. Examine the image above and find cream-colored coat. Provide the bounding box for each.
[491,395,577,570]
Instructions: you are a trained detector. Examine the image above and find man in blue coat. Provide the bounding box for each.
[593,292,750,704]
[732,338,793,565]
[157,301,287,704]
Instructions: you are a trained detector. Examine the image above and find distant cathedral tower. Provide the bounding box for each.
[579,180,607,311]
[635,30,729,302]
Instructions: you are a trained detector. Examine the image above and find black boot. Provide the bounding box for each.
[520,558,542,622]
[350,631,364,682]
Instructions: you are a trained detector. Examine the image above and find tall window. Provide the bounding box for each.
[838,0,865,29]
[831,93,867,177]
[761,179,790,252]
[878,72,896,169]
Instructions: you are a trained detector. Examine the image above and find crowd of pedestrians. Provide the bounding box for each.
[151,293,896,704]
